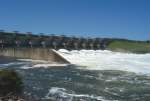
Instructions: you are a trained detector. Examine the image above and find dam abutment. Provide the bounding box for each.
[0,48,70,64]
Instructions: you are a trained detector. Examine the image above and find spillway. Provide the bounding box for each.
[57,49,150,74]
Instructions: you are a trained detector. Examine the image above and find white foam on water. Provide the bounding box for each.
[0,62,27,67]
[18,58,69,69]
[0,58,69,69]
[20,63,69,69]
[45,87,113,101]
[57,49,150,74]
[17,59,49,63]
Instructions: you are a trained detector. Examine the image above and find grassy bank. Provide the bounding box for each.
[107,40,150,54]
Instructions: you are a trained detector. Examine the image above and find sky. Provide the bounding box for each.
[0,0,149,40]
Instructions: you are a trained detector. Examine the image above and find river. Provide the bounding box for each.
[0,49,150,101]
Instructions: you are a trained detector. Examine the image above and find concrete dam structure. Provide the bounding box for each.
[0,48,70,63]
[0,31,110,62]
[0,31,109,50]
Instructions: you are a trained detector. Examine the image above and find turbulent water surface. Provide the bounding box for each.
[0,49,150,101]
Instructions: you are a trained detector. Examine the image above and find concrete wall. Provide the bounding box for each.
[0,48,70,64]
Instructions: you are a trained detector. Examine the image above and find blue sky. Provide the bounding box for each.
[0,0,149,40]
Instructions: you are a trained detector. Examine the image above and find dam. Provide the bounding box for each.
[0,48,70,63]
[1,31,150,101]
[0,31,109,62]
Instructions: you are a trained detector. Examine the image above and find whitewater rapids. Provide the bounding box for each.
[1,49,150,101]
[57,49,150,74]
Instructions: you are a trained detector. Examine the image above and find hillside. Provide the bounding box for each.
[107,39,150,54]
